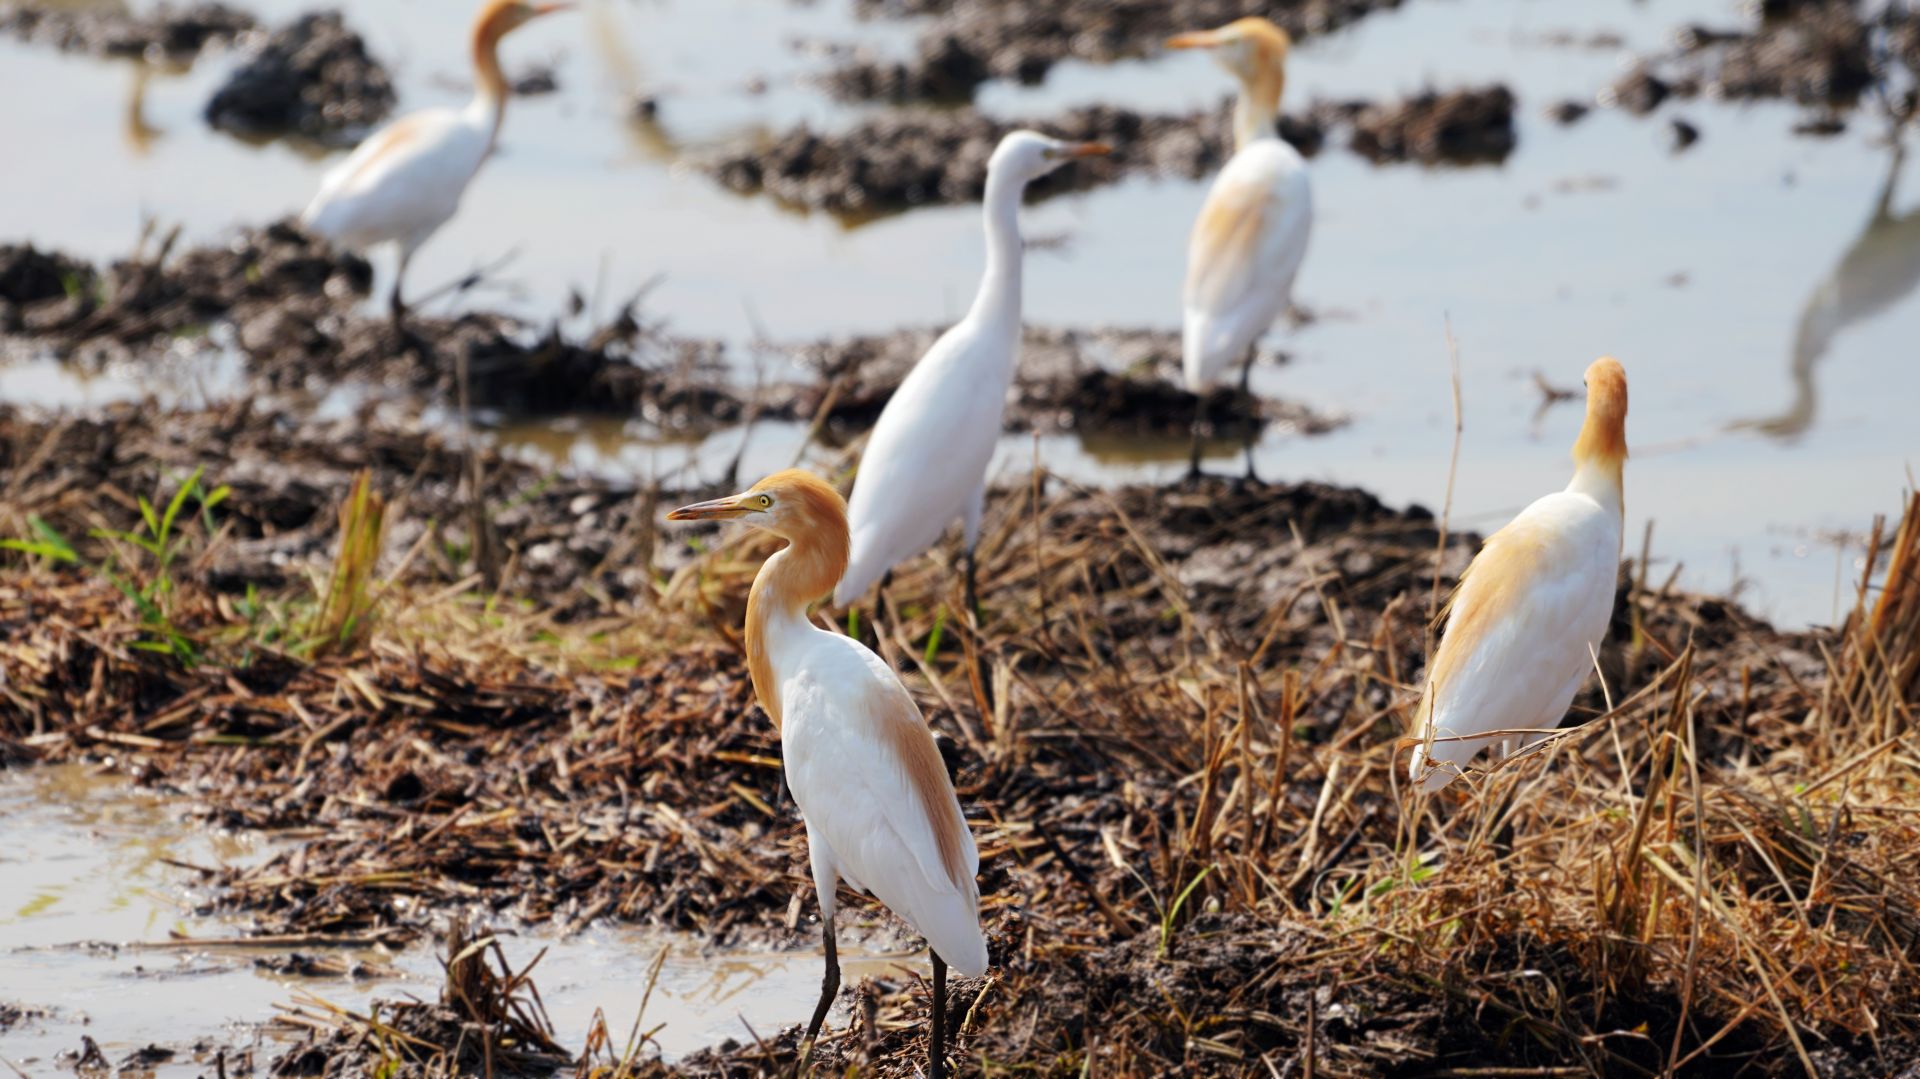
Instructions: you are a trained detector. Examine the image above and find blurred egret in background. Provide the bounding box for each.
[834,131,1110,614]
[301,0,571,325]
[667,470,988,1079]
[1167,17,1313,479]
[1409,358,1629,793]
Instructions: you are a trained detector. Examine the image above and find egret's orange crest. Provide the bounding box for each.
[665,469,851,730]
[471,0,570,102]
[1572,356,1629,470]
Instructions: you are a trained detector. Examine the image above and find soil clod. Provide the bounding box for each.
[204,11,396,144]
[0,1,252,62]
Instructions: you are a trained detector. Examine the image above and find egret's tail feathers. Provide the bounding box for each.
[1181,317,1211,395]
[833,562,880,609]
[1409,732,1507,795]
[927,918,989,977]
[1407,743,1462,794]
[899,880,988,976]
[1181,314,1238,395]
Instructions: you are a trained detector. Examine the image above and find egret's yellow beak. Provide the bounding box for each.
[1166,30,1224,50]
[1063,141,1112,158]
[666,493,756,521]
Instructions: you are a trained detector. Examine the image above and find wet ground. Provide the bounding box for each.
[1,0,1915,629]
[0,763,929,1075]
[4,0,1920,1074]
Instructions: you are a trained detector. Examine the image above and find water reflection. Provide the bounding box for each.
[584,0,679,163]
[1735,139,1920,440]
[122,62,165,156]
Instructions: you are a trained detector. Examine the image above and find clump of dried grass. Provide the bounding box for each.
[4,423,1917,1076]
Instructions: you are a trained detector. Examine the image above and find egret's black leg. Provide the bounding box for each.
[793,916,839,1078]
[1238,345,1261,483]
[1186,391,1209,481]
[929,952,949,1079]
[388,253,411,330]
[963,545,980,625]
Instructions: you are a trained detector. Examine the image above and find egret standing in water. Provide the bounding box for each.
[833,132,1110,614]
[1167,17,1313,479]
[668,470,988,1079]
[301,0,571,325]
[1409,358,1629,793]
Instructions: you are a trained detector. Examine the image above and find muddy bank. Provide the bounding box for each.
[785,324,1340,442]
[0,1,252,62]
[5,364,1917,1078]
[1349,85,1516,165]
[0,226,744,432]
[204,10,396,144]
[4,415,1908,1074]
[699,87,1510,214]
[826,0,1407,104]
[1,231,1345,447]
[1605,0,1920,129]
[0,398,672,615]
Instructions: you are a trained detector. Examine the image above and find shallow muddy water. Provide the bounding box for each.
[1,0,1916,632]
[0,764,919,1072]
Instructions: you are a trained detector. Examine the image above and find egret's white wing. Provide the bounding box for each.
[781,633,987,974]
[1410,491,1621,791]
[1181,139,1312,391]
[302,108,487,250]
[835,321,1015,605]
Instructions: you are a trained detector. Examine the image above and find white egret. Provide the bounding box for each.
[1167,17,1313,479]
[833,131,1110,614]
[300,0,570,325]
[667,470,988,1079]
[1409,358,1629,793]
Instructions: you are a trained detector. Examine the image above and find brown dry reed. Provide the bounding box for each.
[2,439,1917,1077]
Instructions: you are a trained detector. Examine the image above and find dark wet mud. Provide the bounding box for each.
[1,230,1341,447]
[0,1,253,62]
[1606,0,1920,130]
[5,393,1909,1076]
[827,0,1408,103]
[787,325,1339,442]
[204,10,396,144]
[699,86,1510,214]
[1348,85,1516,165]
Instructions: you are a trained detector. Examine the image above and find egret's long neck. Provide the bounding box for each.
[743,525,849,731]
[1233,64,1285,150]
[469,19,511,143]
[1566,461,1624,522]
[967,167,1027,331]
[1568,415,1626,522]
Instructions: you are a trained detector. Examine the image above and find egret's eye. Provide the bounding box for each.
[758,494,773,509]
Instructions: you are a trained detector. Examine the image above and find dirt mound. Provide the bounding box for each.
[698,105,1248,214]
[828,0,1407,103]
[1604,1,1919,126]
[1350,85,1517,164]
[781,325,1341,441]
[698,87,1505,214]
[3,227,746,430]
[0,1,252,60]
[204,10,396,144]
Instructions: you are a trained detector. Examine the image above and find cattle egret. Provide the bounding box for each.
[301,0,570,324]
[1168,17,1313,478]
[667,470,988,1079]
[834,131,1110,614]
[1409,358,1629,793]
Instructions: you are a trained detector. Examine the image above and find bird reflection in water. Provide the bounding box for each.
[1735,138,1920,439]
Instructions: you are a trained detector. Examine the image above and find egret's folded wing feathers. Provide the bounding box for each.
[837,325,1013,603]
[782,643,986,973]
[1414,494,1620,787]
[1181,142,1312,389]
